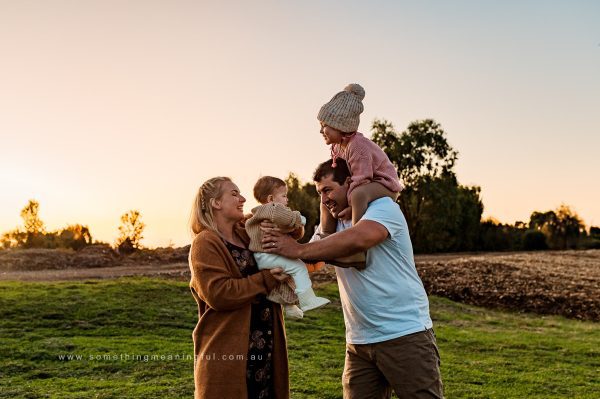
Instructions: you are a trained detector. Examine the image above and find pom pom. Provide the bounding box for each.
[343,83,365,101]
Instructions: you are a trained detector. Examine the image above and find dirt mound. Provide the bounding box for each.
[416,250,600,321]
[0,245,191,272]
[122,246,190,265]
[0,245,120,271]
[73,245,120,267]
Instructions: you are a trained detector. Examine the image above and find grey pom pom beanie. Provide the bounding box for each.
[317,83,365,133]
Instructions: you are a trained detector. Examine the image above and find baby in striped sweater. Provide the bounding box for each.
[246,176,329,319]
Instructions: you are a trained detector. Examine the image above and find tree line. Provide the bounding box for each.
[2,118,599,254]
[287,118,600,253]
[0,201,146,254]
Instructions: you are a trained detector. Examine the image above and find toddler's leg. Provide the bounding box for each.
[256,253,329,311]
[279,257,330,312]
[255,253,313,293]
[280,258,313,294]
[320,202,338,234]
[350,182,399,225]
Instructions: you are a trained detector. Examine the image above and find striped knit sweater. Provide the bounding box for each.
[245,203,304,253]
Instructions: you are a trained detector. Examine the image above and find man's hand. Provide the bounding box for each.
[260,220,295,234]
[261,226,303,259]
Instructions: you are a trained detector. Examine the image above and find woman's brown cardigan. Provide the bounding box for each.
[188,223,290,399]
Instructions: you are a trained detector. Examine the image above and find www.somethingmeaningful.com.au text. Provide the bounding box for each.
[57,353,263,362]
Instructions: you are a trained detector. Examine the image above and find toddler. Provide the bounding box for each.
[317,83,403,264]
[246,176,329,318]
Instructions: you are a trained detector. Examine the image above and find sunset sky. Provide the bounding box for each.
[1,1,599,248]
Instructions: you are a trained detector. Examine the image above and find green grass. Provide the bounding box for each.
[0,278,598,398]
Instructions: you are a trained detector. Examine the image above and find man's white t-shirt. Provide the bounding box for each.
[313,197,433,344]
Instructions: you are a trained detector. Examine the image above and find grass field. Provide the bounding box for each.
[0,278,598,398]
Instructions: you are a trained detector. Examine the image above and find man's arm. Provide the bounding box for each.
[262,220,388,260]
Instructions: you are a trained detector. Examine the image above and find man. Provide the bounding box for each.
[262,158,443,399]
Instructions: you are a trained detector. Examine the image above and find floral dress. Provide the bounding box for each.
[224,240,274,399]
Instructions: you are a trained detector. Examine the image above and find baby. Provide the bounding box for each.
[317,83,403,266]
[245,176,329,318]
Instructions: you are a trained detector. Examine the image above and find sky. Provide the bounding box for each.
[1,0,599,248]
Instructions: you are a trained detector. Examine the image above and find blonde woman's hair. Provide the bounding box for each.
[190,177,232,237]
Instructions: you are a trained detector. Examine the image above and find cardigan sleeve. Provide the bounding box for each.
[346,147,374,198]
[190,233,279,311]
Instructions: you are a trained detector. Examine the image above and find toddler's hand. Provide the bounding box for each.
[337,206,352,220]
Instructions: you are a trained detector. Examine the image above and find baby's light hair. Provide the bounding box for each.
[190,177,232,237]
[253,176,286,204]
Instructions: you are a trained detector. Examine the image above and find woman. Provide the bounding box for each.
[188,176,290,399]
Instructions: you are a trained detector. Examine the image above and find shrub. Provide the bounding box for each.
[523,230,548,250]
[580,238,600,250]
[117,238,136,255]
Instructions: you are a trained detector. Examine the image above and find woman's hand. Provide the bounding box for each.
[269,267,291,282]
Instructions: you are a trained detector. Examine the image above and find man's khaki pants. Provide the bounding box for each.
[342,329,444,399]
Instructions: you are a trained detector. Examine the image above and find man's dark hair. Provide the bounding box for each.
[312,159,350,185]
